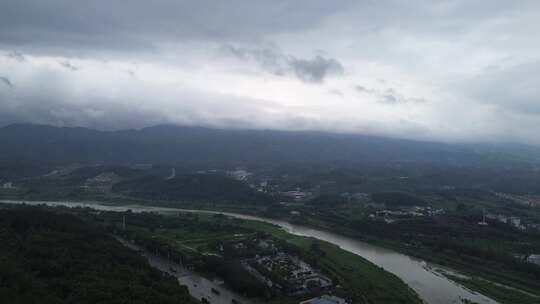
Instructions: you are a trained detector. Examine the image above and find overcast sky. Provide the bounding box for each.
[1,0,539,144]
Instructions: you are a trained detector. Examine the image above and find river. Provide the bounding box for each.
[1,200,499,304]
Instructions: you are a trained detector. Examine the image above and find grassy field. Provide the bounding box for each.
[446,275,540,304]
[117,211,422,304]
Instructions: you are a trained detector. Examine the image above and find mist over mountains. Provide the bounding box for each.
[1,123,539,166]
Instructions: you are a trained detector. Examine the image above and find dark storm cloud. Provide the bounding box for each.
[289,56,344,83]
[222,45,344,83]
[0,0,354,54]
[1,0,540,144]
[6,50,25,62]
[0,76,12,88]
[221,45,286,75]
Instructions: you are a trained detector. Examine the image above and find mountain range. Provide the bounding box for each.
[1,123,539,166]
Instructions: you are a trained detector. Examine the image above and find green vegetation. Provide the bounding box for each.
[79,208,422,304]
[307,194,348,207]
[0,205,195,304]
[259,200,540,304]
[447,275,540,304]
[371,191,426,207]
[3,158,540,304]
[238,221,422,304]
[0,164,273,205]
[113,173,272,204]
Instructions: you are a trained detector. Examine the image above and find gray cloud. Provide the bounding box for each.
[221,44,286,75]
[355,85,424,105]
[0,76,12,88]
[354,85,374,94]
[0,0,354,55]
[0,63,319,131]
[289,55,344,83]
[59,61,79,71]
[378,89,402,105]
[222,45,344,83]
[6,50,24,62]
[380,94,398,104]
[459,61,540,115]
[328,89,344,98]
[0,1,540,144]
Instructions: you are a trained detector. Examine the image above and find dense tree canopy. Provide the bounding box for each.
[0,206,195,304]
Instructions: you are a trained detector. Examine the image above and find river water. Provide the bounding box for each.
[1,200,499,304]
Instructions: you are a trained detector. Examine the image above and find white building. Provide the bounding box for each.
[300,295,348,304]
[527,254,540,265]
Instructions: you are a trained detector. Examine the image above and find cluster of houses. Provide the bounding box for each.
[227,169,252,181]
[485,212,540,231]
[527,254,540,265]
[250,252,333,295]
[281,189,313,201]
[229,237,334,297]
[495,192,540,207]
[514,253,540,266]
[82,172,119,193]
[369,206,445,223]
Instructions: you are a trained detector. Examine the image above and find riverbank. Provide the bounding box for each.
[105,207,421,304]
[145,200,539,304]
[126,199,538,304]
[261,212,540,304]
[0,200,501,304]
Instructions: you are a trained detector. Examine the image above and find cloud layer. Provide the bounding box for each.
[1,1,540,144]
[221,45,344,83]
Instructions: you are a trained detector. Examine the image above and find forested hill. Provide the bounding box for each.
[1,123,539,165]
[113,173,273,204]
[0,205,196,304]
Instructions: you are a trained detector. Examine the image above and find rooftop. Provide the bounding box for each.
[300,295,347,304]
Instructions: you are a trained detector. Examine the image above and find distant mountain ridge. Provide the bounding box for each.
[1,123,539,165]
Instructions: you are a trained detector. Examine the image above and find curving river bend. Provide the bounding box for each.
[1,200,498,304]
